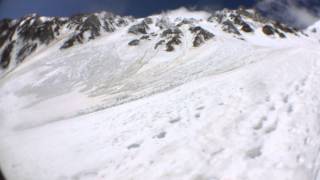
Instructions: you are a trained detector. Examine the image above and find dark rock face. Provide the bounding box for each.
[166,35,182,51]
[222,20,241,35]
[61,13,128,49]
[273,21,295,34]
[161,28,182,38]
[241,24,254,33]
[189,26,214,47]
[128,39,140,46]
[61,15,102,49]
[0,19,15,48]
[143,18,153,25]
[177,19,193,27]
[0,169,5,180]
[140,35,150,40]
[82,15,101,39]
[159,28,183,51]
[61,33,84,49]
[262,25,275,35]
[1,41,15,68]
[236,7,269,24]
[230,14,245,26]
[128,21,149,35]
[18,16,55,44]
[262,25,289,38]
[154,40,165,49]
[17,43,37,63]
[0,12,131,69]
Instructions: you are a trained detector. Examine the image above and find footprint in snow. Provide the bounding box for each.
[169,117,181,124]
[154,132,166,139]
[264,120,278,134]
[195,113,201,118]
[287,104,294,114]
[282,94,289,104]
[196,106,205,111]
[246,146,262,159]
[127,143,140,150]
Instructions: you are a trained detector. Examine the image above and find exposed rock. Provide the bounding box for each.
[161,28,182,38]
[0,169,5,180]
[209,11,224,23]
[230,14,245,26]
[166,35,181,52]
[81,15,101,39]
[154,40,165,49]
[17,43,37,63]
[128,39,140,46]
[222,20,241,35]
[70,13,87,25]
[17,16,55,44]
[276,30,286,38]
[1,41,14,68]
[155,17,172,29]
[61,33,84,49]
[0,19,15,48]
[241,23,254,33]
[236,7,269,24]
[128,21,149,35]
[262,24,286,38]
[193,36,204,47]
[150,32,157,36]
[273,21,295,34]
[189,26,214,47]
[190,26,214,40]
[143,17,153,25]
[177,19,193,27]
[262,25,275,35]
[140,35,150,40]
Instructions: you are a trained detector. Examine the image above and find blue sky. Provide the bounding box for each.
[0,0,256,19]
[0,0,319,28]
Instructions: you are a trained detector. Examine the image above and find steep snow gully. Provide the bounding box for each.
[1,7,320,180]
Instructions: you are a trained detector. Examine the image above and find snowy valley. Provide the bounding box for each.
[0,7,320,180]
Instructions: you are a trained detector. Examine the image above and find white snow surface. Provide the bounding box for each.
[1,9,320,180]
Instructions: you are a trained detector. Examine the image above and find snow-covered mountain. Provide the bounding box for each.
[1,7,320,180]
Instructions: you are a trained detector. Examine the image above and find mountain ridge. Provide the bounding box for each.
[0,7,309,78]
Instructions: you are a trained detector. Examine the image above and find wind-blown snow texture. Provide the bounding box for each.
[1,7,320,180]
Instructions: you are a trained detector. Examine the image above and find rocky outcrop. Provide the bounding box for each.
[160,28,183,51]
[241,24,254,32]
[1,41,14,68]
[262,25,286,38]
[154,40,165,49]
[0,12,131,71]
[0,169,5,180]
[189,26,214,47]
[128,39,140,46]
[262,25,275,35]
[166,35,182,51]
[128,21,149,35]
[17,16,55,44]
[0,19,15,49]
[62,13,129,49]
[17,43,37,63]
[222,20,241,35]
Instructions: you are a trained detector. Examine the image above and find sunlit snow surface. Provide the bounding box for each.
[1,9,320,180]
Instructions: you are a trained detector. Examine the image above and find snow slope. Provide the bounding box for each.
[1,8,320,180]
